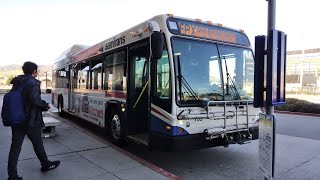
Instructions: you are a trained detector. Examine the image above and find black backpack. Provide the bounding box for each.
[1,80,32,126]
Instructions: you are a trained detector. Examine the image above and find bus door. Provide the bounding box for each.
[127,41,150,135]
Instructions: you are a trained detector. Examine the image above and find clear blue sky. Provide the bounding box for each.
[0,0,318,66]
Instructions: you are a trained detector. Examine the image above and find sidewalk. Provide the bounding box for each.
[0,112,176,180]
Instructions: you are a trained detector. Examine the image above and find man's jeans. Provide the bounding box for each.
[8,125,49,177]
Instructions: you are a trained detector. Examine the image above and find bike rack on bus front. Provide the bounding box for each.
[206,100,251,131]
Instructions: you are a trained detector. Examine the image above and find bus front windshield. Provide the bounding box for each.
[172,37,254,106]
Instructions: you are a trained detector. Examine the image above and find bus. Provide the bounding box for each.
[52,14,259,151]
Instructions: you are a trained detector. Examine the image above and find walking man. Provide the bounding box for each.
[7,61,60,180]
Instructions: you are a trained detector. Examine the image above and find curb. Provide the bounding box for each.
[47,112,182,180]
[275,110,320,117]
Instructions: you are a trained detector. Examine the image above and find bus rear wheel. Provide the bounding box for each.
[58,97,65,117]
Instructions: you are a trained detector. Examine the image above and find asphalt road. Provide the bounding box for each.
[275,113,320,140]
[2,94,320,179]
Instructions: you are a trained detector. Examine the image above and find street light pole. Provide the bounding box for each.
[45,72,47,91]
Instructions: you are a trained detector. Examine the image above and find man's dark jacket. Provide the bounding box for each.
[11,74,49,127]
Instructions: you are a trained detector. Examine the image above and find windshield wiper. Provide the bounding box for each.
[176,55,205,108]
[222,56,241,100]
[177,54,183,101]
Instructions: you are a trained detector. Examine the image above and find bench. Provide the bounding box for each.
[42,117,61,138]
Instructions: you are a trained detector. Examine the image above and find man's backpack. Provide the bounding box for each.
[1,80,32,126]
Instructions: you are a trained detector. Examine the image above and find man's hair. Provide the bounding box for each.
[22,61,38,75]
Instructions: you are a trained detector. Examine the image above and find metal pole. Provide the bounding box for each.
[267,0,276,31]
[266,0,275,115]
[267,1,276,179]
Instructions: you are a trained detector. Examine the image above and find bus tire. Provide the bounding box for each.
[58,96,65,117]
[109,108,124,144]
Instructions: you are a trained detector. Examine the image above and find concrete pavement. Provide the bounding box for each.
[0,112,177,180]
[275,134,320,180]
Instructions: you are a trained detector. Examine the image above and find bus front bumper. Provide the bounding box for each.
[149,126,259,151]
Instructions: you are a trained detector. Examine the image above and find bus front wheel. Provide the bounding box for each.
[109,109,123,144]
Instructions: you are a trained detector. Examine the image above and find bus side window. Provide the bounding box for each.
[73,64,79,89]
[78,62,90,89]
[104,54,113,90]
[103,51,127,91]
[91,60,102,90]
[113,65,124,91]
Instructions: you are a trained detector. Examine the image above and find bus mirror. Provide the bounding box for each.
[151,32,164,59]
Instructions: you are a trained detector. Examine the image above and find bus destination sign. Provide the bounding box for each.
[179,22,236,43]
[168,19,250,46]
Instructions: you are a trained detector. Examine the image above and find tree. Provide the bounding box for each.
[6,75,14,85]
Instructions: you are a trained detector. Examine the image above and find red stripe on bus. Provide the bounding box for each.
[151,106,170,121]
[71,43,103,63]
[105,90,127,98]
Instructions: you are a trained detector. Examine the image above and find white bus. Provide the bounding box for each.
[52,14,259,151]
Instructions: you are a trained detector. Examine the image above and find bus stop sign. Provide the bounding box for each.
[254,30,287,107]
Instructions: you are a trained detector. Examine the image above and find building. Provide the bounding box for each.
[286,48,320,93]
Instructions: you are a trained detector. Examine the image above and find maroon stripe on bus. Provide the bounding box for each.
[151,106,170,121]
[105,90,127,98]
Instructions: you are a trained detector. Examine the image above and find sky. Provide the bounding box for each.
[0,0,319,66]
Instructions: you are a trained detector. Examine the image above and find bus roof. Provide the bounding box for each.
[54,44,89,63]
[53,14,250,69]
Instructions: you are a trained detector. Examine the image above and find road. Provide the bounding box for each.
[2,94,320,179]
[275,113,320,140]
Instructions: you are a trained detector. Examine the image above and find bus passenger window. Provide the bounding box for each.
[92,62,102,90]
[78,62,90,89]
[73,64,80,89]
[113,66,124,90]
[103,51,127,91]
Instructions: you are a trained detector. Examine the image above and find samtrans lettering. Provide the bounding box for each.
[105,36,125,50]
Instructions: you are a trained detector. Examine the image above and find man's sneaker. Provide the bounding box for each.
[8,176,23,180]
[41,160,60,172]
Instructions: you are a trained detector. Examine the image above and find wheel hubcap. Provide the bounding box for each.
[111,114,120,139]
[58,102,62,113]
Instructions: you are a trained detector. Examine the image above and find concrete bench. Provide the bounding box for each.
[42,117,61,138]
